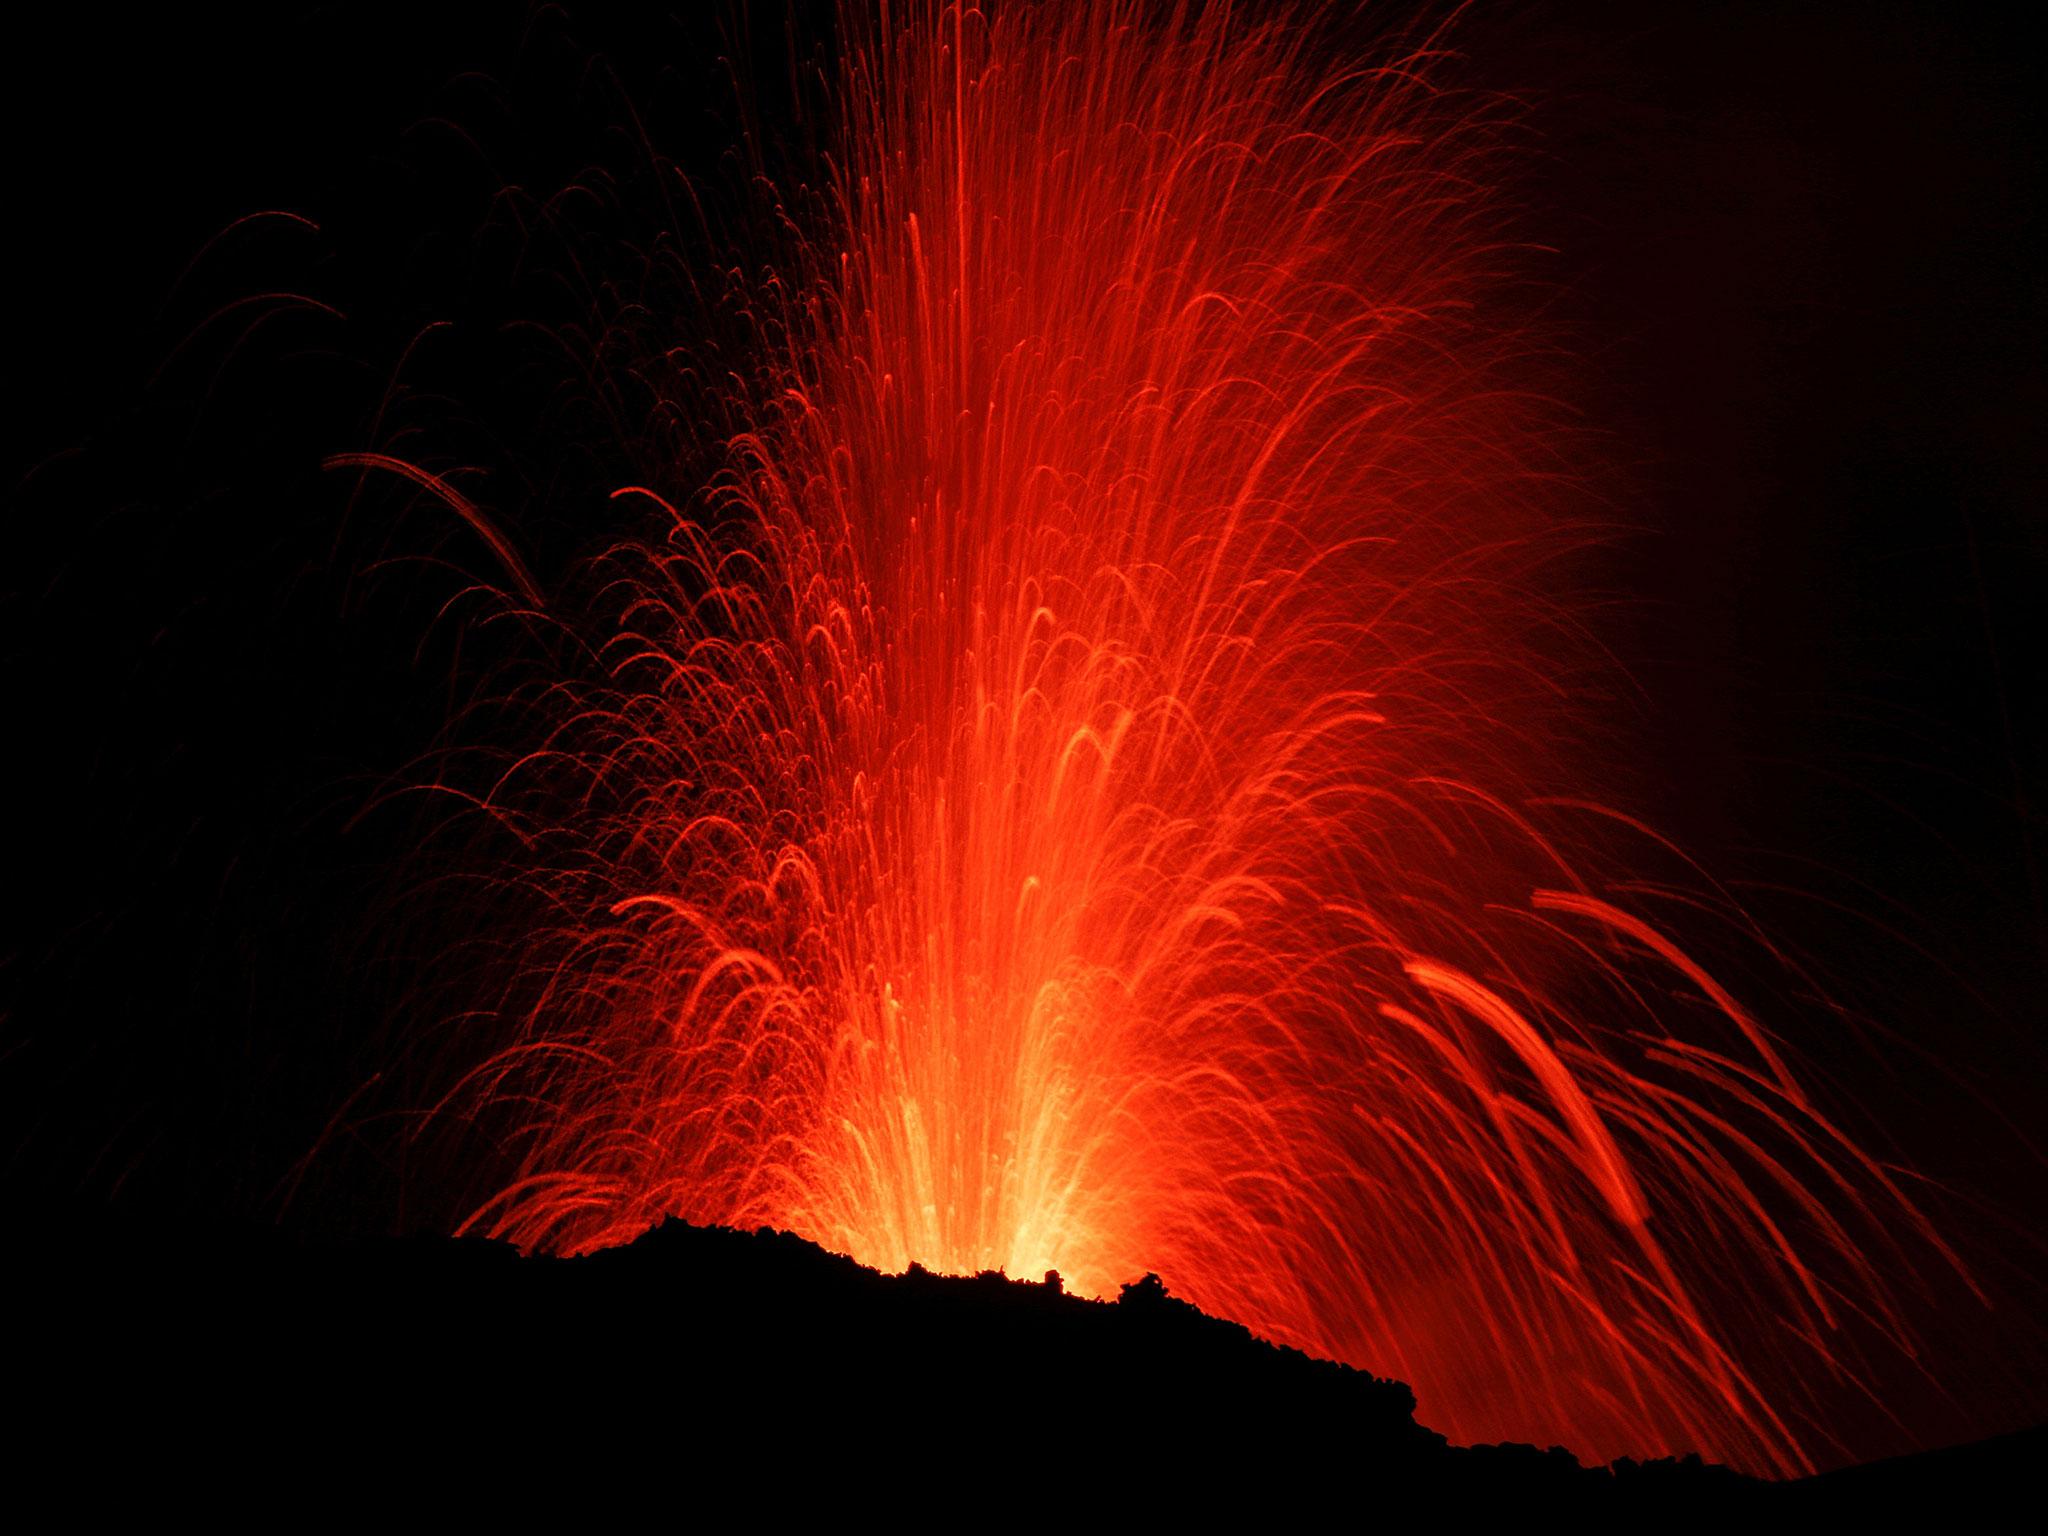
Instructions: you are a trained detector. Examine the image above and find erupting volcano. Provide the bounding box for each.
[320,2,1981,1477]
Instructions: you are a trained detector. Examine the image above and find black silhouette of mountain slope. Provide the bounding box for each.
[11,1216,2038,1517]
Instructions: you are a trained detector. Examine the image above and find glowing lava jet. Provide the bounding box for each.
[361,2,1965,1475]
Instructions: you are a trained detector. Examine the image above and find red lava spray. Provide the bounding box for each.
[351,2,1967,1475]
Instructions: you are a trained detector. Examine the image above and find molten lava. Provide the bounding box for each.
[353,2,1967,1475]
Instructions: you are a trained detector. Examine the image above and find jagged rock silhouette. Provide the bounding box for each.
[14,1217,2035,1516]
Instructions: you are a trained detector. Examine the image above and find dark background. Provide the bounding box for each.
[3,0,2041,1449]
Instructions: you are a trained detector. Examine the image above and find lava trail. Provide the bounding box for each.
[348,1,1964,1474]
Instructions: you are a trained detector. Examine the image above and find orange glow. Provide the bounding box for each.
[370,2,1968,1476]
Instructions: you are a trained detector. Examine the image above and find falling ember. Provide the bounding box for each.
[346,1,1969,1475]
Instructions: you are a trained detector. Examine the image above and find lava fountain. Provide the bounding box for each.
[348,1,1967,1475]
